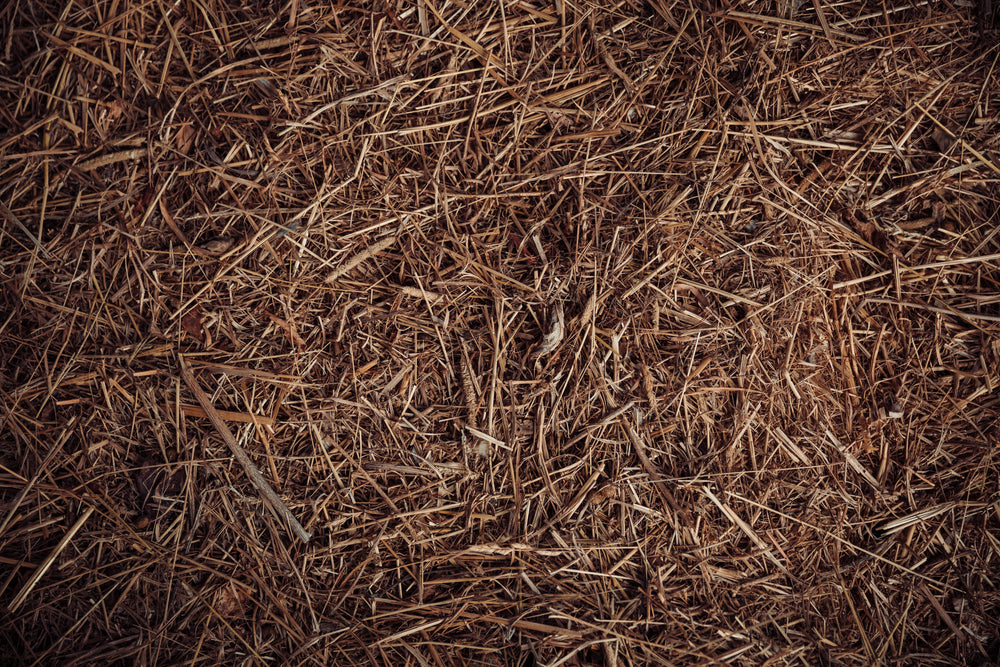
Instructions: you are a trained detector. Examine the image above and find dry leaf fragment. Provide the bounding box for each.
[105,99,124,121]
[931,127,954,153]
[134,458,187,518]
[535,302,565,370]
[266,311,306,350]
[591,483,617,503]
[181,306,204,343]
[198,235,234,255]
[95,100,124,136]
[850,213,903,260]
[174,122,196,155]
[212,582,249,619]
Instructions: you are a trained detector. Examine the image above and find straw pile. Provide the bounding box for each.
[2,0,999,664]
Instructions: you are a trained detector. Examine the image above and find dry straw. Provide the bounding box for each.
[1,0,999,665]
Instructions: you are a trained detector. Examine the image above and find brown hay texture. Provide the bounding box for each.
[1,0,1000,665]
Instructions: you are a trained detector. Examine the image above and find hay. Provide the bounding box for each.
[1,0,999,664]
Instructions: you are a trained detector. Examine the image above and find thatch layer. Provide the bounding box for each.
[1,1,999,664]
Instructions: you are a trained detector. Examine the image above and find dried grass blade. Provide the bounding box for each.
[8,507,95,612]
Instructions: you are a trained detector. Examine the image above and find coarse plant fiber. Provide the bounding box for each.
[1,0,1000,665]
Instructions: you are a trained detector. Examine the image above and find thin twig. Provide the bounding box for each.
[179,357,311,543]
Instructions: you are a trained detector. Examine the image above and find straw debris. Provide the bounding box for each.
[2,0,999,665]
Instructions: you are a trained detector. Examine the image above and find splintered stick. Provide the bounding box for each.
[179,358,311,543]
